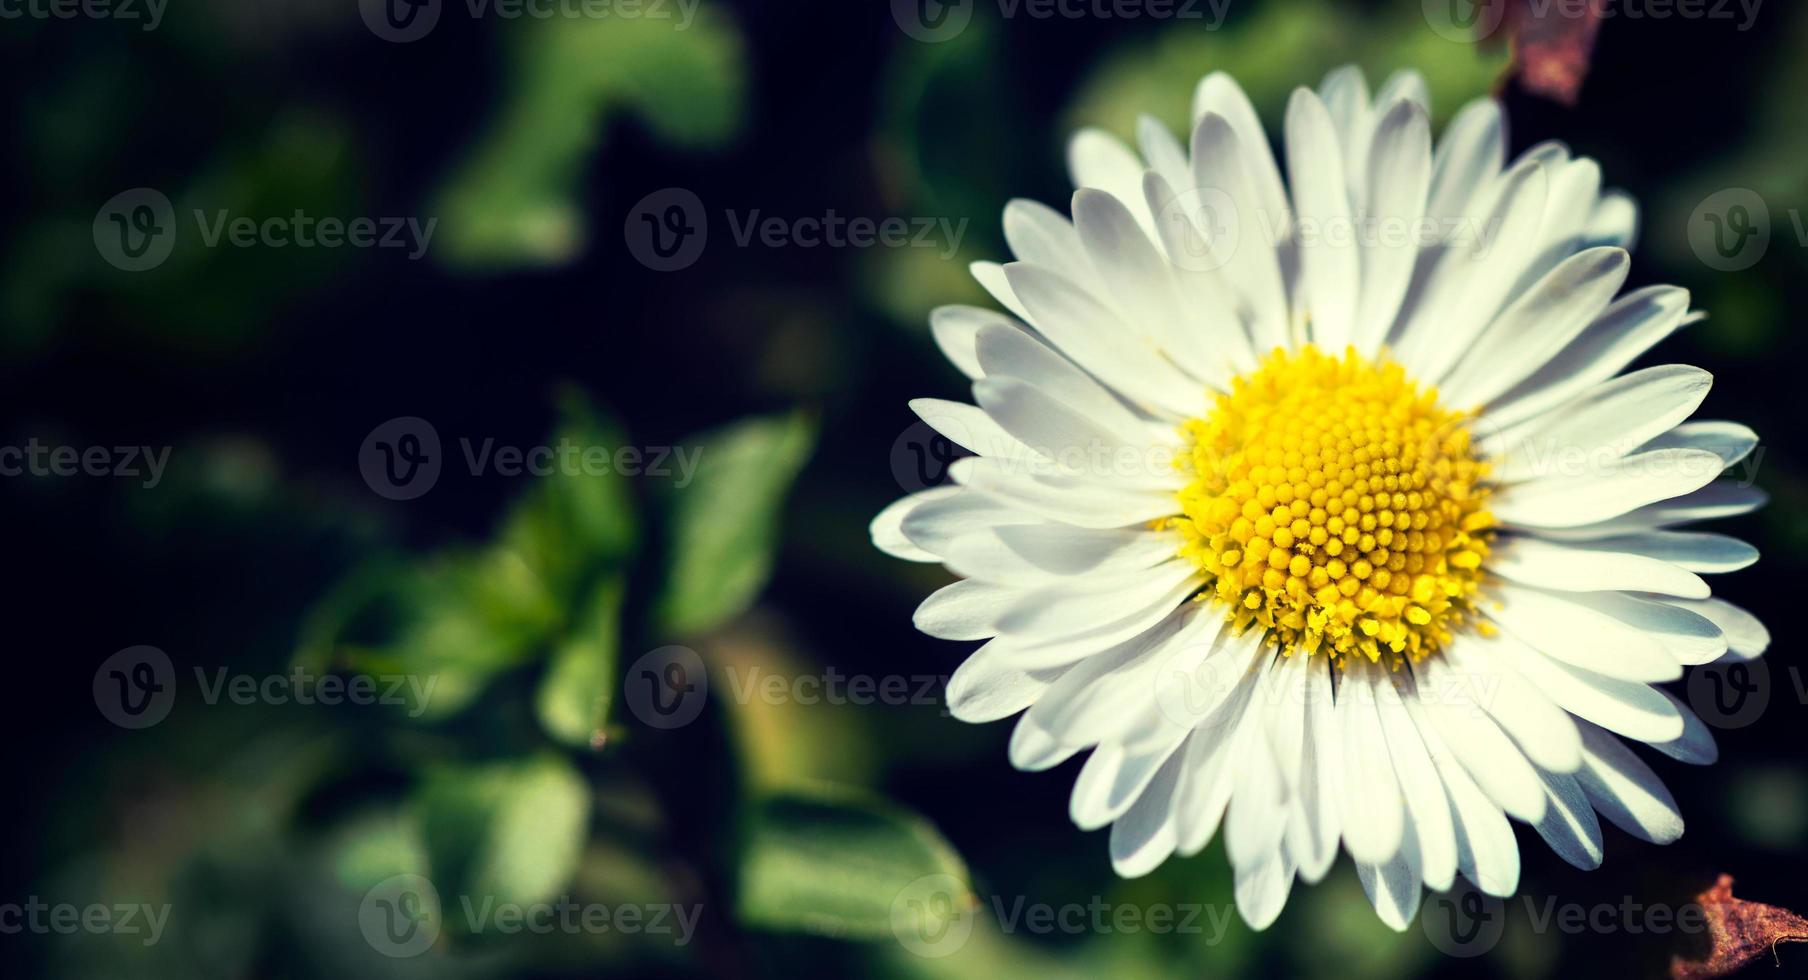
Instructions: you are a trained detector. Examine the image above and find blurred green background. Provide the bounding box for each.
[1,0,1803,977]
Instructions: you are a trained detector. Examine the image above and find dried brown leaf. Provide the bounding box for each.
[1671,875,1808,980]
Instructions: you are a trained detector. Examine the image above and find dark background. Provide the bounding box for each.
[1,0,1803,977]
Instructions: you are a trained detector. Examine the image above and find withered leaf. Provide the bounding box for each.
[1479,0,1607,106]
[1671,875,1808,980]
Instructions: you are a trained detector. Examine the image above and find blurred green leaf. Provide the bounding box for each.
[736,786,971,940]
[301,546,562,719]
[433,9,747,268]
[501,389,639,602]
[654,410,817,636]
[418,755,592,915]
[536,576,626,748]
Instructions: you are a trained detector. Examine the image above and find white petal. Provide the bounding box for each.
[1191,72,1291,248]
[1533,768,1604,870]
[973,377,1178,487]
[1002,262,1207,419]
[1482,285,1695,429]
[1574,721,1685,844]
[1648,689,1719,765]
[914,578,1019,640]
[970,260,1030,321]
[1530,482,1765,540]
[1188,113,1290,352]
[1425,98,1505,233]
[1377,671,1459,891]
[1290,656,1343,882]
[1640,420,1760,468]
[949,456,1178,530]
[871,489,955,562]
[945,638,1069,723]
[1009,711,1081,771]
[1482,364,1713,482]
[1441,247,1630,407]
[1488,534,1709,600]
[1352,99,1431,353]
[1442,634,1584,773]
[929,305,1024,380]
[1285,87,1360,349]
[1492,448,1725,530]
[1003,198,1100,291]
[1109,751,1183,877]
[1662,597,1768,660]
[898,488,1031,556]
[1484,582,1681,682]
[1336,661,1406,865]
[1396,158,1549,382]
[1409,696,1522,897]
[972,322,1176,449]
[1233,844,1298,932]
[910,397,1031,461]
[1411,657,1548,823]
[1356,837,1423,933]
[1500,636,1685,744]
[1072,187,1235,388]
[1067,128,1157,239]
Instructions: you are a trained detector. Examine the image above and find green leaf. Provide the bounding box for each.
[654,411,816,636]
[296,546,562,719]
[432,12,747,269]
[736,786,972,940]
[500,388,638,603]
[535,576,625,749]
[416,755,591,914]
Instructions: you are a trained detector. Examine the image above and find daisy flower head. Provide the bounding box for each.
[872,65,1770,932]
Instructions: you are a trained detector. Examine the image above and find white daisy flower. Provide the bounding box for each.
[872,65,1770,932]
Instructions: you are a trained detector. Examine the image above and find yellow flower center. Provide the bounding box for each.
[1167,346,1495,663]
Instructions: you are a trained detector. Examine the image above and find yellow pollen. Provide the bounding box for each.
[1165,345,1495,664]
